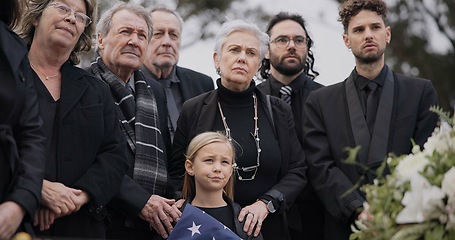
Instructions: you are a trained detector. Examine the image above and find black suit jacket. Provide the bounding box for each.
[303,68,438,239]
[175,65,214,101]
[257,73,325,238]
[0,20,46,222]
[34,62,128,237]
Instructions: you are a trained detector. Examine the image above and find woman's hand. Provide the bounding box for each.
[34,207,57,231]
[238,200,269,237]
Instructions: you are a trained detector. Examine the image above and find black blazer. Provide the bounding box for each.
[169,86,307,239]
[0,20,46,221]
[175,65,214,101]
[34,62,128,237]
[303,69,438,239]
[257,73,325,238]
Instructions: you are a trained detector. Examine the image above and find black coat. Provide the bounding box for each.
[140,65,214,109]
[86,69,176,239]
[34,62,129,238]
[169,85,307,240]
[175,65,214,101]
[303,68,439,239]
[0,20,46,224]
[257,73,325,239]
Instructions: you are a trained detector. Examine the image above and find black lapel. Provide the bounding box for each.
[345,67,395,174]
[345,73,370,164]
[175,66,191,101]
[368,67,394,167]
[59,63,88,119]
[195,90,218,133]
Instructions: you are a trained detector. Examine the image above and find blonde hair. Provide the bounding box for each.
[182,131,236,200]
[18,0,97,65]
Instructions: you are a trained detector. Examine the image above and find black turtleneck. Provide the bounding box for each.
[213,79,280,207]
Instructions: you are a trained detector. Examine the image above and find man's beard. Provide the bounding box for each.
[354,48,385,64]
[271,57,305,76]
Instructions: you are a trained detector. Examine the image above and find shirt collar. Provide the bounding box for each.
[268,72,309,95]
[353,65,388,90]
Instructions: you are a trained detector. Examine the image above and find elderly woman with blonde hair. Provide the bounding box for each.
[17,0,128,238]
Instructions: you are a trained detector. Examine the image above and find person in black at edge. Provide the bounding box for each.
[0,0,46,238]
[18,0,128,238]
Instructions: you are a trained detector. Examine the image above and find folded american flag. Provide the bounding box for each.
[168,204,242,240]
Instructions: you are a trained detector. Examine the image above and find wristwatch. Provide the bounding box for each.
[259,199,276,213]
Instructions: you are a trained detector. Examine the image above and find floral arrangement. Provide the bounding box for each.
[350,107,455,240]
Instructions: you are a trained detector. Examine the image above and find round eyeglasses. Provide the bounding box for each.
[49,2,92,27]
[271,36,307,49]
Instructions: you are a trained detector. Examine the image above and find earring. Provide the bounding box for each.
[216,68,221,75]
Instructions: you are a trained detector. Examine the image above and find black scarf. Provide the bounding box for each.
[91,57,167,195]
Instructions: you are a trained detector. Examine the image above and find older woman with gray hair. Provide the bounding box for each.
[17,0,128,238]
[169,19,307,239]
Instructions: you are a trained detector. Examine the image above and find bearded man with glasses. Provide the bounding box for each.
[257,12,324,239]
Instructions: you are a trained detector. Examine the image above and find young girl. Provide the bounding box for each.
[180,131,262,240]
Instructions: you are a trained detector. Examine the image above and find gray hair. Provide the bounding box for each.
[150,6,184,31]
[96,1,153,50]
[214,19,269,61]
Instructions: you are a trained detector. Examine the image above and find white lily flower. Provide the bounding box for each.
[396,174,445,224]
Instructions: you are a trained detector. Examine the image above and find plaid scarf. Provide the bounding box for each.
[91,57,167,196]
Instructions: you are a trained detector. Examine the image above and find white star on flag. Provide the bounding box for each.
[187,221,201,236]
[168,204,242,239]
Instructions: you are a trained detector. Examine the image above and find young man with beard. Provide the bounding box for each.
[257,12,324,240]
[303,0,438,239]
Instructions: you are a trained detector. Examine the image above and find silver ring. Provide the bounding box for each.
[248,211,254,217]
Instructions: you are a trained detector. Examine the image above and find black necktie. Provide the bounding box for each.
[280,85,292,105]
[163,80,179,132]
[366,81,378,134]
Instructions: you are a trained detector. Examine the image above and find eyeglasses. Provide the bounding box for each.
[49,2,92,27]
[271,36,307,49]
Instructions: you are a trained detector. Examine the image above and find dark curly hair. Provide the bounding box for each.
[338,0,387,34]
[260,12,319,80]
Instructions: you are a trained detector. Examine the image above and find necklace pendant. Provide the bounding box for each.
[45,76,50,80]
